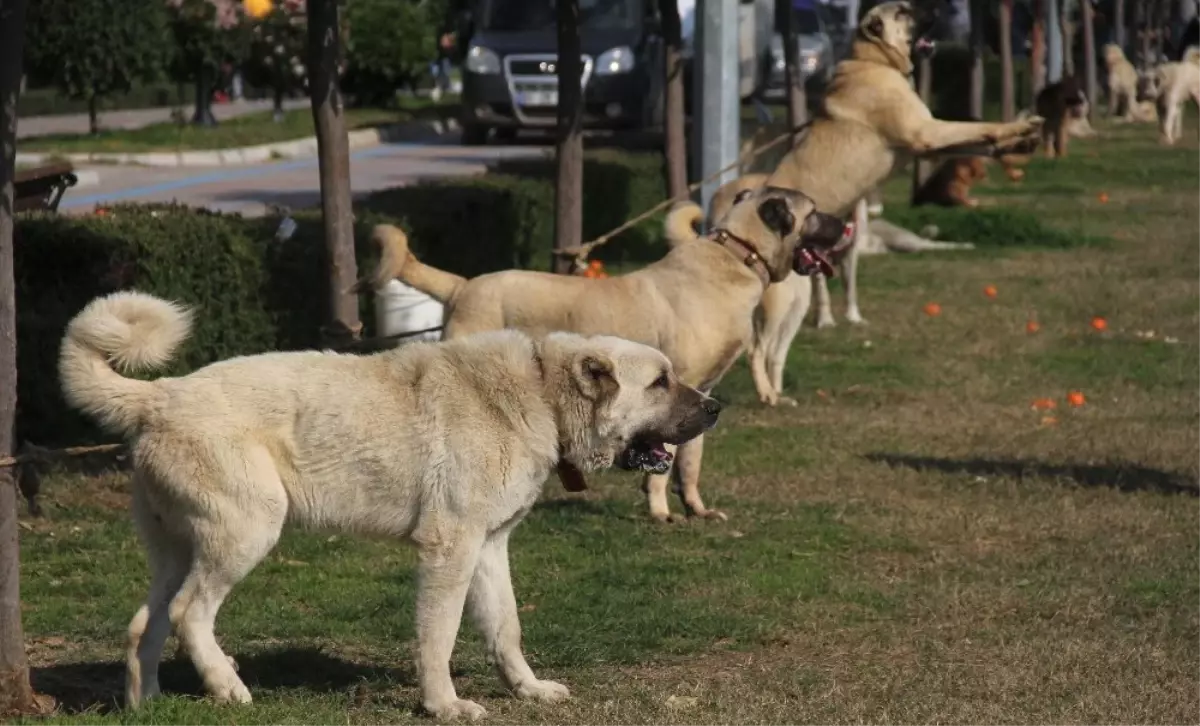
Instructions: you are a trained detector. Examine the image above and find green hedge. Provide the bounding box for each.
[882,205,1106,250]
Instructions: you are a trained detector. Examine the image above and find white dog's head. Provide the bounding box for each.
[540,333,720,479]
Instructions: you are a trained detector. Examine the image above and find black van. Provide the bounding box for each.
[458,0,664,144]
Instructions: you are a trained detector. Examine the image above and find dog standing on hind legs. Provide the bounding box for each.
[60,291,719,718]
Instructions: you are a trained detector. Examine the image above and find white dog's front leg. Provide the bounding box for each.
[843,200,868,325]
[467,532,569,704]
[814,273,836,328]
[416,533,487,721]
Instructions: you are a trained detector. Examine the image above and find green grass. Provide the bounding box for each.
[14,116,1200,724]
[18,98,456,154]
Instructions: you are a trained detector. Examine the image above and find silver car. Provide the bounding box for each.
[761,3,836,101]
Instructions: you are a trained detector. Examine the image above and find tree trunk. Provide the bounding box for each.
[1082,0,1098,118]
[1114,0,1127,49]
[1134,0,1147,66]
[660,0,687,201]
[1031,0,1047,98]
[969,0,985,119]
[1001,0,1016,120]
[306,0,361,345]
[554,0,583,275]
[87,95,100,135]
[1046,0,1064,84]
[191,66,218,126]
[1061,0,1075,77]
[0,0,46,713]
[779,0,807,131]
[273,83,285,123]
[910,55,933,198]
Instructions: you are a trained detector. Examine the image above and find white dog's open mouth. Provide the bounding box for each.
[616,438,674,474]
[914,37,936,57]
[794,223,856,277]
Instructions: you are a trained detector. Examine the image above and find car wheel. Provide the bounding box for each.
[493,127,518,143]
[461,123,489,146]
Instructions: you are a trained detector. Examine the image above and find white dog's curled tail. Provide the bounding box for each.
[1183,46,1200,65]
[59,291,192,436]
[664,201,704,248]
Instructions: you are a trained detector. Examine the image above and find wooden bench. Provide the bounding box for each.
[14,162,79,213]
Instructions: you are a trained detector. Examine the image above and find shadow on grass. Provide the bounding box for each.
[32,646,410,715]
[865,452,1199,497]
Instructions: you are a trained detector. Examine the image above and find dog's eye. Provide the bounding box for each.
[650,372,670,390]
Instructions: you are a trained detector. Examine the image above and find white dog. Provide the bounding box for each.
[1139,47,1200,145]
[59,291,719,720]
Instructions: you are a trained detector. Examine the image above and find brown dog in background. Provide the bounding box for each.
[1036,75,1089,158]
[912,156,989,207]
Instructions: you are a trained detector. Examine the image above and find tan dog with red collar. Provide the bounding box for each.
[359,187,845,523]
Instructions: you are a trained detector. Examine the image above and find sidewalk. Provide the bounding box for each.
[17,98,312,139]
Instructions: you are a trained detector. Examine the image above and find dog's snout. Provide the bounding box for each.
[702,398,722,417]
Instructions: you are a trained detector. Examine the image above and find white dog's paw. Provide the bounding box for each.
[845,310,867,325]
[816,316,837,329]
[426,698,488,721]
[777,396,799,407]
[514,679,570,703]
[210,678,252,704]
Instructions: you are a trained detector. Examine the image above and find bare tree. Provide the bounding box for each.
[1082,0,1099,118]
[1001,0,1016,120]
[554,0,583,274]
[1031,0,1048,97]
[0,0,50,713]
[660,0,687,200]
[1114,0,1127,49]
[1062,0,1076,77]
[969,0,985,119]
[778,0,807,130]
[306,0,361,346]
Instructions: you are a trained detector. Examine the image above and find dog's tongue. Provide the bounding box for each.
[556,461,589,492]
[794,222,855,277]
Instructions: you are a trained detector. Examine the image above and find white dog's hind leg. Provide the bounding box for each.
[467,531,569,704]
[814,273,836,328]
[416,528,488,721]
[767,282,811,406]
[126,484,191,708]
[168,446,286,705]
[645,464,675,522]
[843,200,868,325]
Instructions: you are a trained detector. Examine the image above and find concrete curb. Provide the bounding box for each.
[17,117,461,169]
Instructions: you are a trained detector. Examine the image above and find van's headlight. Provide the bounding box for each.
[595,46,635,75]
[800,50,819,73]
[466,46,501,74]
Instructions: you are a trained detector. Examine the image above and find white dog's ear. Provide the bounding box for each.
[573,353,619,400]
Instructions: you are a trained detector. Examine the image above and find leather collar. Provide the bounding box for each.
[712,229,772,287]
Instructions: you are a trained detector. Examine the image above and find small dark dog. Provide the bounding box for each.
[912,156,989,207]
[1036,76,1089,158]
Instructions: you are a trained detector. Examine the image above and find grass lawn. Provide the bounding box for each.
[16,119,1199,724]
[17,99,457,155]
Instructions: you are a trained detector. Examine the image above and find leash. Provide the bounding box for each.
[554,119,813,271]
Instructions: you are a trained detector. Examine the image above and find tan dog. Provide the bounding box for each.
[1138,47,1200,145]
[1105,43,1142,121]
[61,291,718,720]
[359,188,846,523]
[708,1,1043,406]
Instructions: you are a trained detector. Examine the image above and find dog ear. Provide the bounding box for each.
[864,14,885,41]
[573,353,619,400]
[757,198,796,238]
[733,188,755,204]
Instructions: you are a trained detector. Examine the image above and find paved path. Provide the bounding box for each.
[18,98,312,139]
[60,135,550,217]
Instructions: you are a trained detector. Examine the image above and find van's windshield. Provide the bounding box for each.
[481,0,641,31]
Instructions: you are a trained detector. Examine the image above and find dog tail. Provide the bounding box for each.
[353,224,466,303]
[1184,46,1200,65]
[664,201,704,247]
[59,291,192,437]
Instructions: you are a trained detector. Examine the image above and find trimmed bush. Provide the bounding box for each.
[491,149,670,264]
[882,205,1106,250]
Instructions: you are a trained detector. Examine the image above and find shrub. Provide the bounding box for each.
[882,205,1106,250]
[344,0,443,104]
[490,149,669,264]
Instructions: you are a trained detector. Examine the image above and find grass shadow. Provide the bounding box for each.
[865,452,1199,497]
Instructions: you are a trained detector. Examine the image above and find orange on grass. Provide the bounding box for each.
[1066,391,1086,407]
[1031,398,1057,411]
[984,285,998,299]
[923,302,942,317]
[1097,192,1110,203]
[1026,320,1041,334]
[1090,316,1108,332]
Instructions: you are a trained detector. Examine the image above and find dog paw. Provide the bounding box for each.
[210,678,252,704]
[650,511,678,524]
[426,698,488,722]
[845,310,867,325]
[691,508,728,522]
[777,396,799,407]
[514,679,570,703]
[816,316,837,329]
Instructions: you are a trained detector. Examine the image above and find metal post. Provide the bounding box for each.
[694,0,740,215]
[1046,0,1064,83]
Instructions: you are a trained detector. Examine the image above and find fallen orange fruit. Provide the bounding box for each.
[1031,398,1057,411]
[1067,391,1086,407]
[984,285,998,299]
[1040,415,1059,426]
[1098,192,1110,203]
[588,259,603,270]
[923,302,942,317]
[1090,317,1108,332]
[1026,320,1041,334]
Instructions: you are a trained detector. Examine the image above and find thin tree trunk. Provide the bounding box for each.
[192,66,218,126]
[1082,0,1098,118]
[969,0,985,119]
[1031,0,1047,97]
[660,0,687,200]
[273,83,285,122]
[911,55,933,199]
[306,0,361,345]
[1134,0,1148,66]
[1001,0,1016,120]
[1115,0,1127,49]
[0,0,46,713]
[554,0,583,274]
[1062,0,1075,77]
[779,0,807,132]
